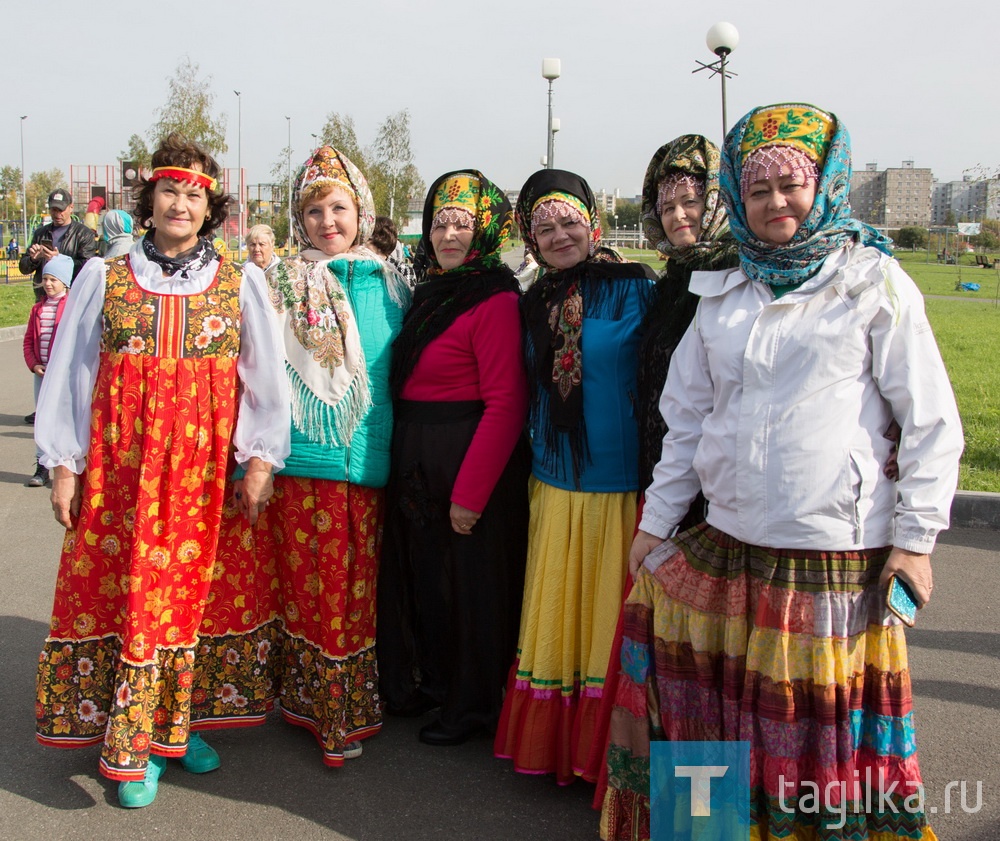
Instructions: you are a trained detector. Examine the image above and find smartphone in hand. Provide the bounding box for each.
[886,574,918,627]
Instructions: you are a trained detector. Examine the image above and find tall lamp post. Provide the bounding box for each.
[285,116,293,256]
[692,22,739,138]
[541,58,561,170]
[234,90,243,262]
[550,117,561,169]
[19,115,27,244]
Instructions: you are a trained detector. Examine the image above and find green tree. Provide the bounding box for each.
[143,58,228,158]
[971,219,1000,251]
[0,166,21,219]
[119,133,151,170]
[311,109,423,228]
[369,109,420,225]
[316,113,367,170]
[613,201,641,229]
[944,209,957,227]
[25,169,69,216]
[895,227,927,250]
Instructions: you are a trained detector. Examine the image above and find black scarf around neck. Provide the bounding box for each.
[390,266,519,397]
[142,234,218,278]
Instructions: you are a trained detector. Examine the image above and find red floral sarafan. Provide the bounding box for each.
[35,256,277,783]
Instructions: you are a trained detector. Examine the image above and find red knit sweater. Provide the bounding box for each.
[400,291,527,512]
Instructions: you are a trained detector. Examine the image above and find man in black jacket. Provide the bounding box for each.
[19,189,97,303]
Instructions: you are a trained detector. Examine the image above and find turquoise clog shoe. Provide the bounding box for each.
[178,732,220,774]
[118,753,167,808]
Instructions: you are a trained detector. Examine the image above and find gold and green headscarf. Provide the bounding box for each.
[421,170,513,275]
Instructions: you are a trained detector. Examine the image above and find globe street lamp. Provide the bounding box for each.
[692,22,739,137]
[542,58,561,170]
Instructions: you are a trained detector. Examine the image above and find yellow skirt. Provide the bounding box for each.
[494,477,635,783]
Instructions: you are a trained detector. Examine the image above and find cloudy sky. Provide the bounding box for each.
[4,0,996,199]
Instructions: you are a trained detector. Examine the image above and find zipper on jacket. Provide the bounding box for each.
[343,261,355,476]
[849,450,863,544]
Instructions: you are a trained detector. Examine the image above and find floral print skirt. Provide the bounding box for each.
[252,476,384,766]
[34,353,274,782]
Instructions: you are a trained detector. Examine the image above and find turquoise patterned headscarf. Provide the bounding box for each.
[720,103,891,285]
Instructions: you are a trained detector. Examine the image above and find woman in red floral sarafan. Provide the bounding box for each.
[218,145,410,767]
[33,133,290,809]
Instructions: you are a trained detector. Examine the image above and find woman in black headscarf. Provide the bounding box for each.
[493,169,655,784]
[378,170,530,746]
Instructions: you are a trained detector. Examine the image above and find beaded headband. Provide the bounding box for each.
[149,166,218,193]
[740,145,819,199]
[530,192,590,232]
[430,206,475,233]
[656,173,705,214]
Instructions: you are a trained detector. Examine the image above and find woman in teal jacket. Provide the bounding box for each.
[250,146,410,765]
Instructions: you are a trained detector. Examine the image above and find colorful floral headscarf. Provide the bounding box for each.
[292,145,375,250]
[641,134,731,264]
[391,170,517,394]
[720,103,891,285]
[272,146,382,447]
[423,170,513,275]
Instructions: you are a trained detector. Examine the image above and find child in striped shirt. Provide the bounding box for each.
[23,254,73,487]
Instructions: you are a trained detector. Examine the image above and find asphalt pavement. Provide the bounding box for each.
[0,331,997,841]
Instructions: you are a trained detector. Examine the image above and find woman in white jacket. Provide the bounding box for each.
[610,104,962,841]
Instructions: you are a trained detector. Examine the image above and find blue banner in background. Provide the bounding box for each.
[650,741,751,840]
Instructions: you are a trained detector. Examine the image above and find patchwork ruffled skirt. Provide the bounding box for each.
[600,524,936,841]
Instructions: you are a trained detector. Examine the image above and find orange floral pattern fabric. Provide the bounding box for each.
[230,475,384,766]
[34,257,268,782]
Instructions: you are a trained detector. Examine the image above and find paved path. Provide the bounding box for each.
[0,335,996,840]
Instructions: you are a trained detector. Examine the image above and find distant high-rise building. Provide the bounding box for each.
[931,176,1000,224]
[850,161,932,228]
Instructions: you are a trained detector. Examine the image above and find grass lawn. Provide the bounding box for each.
[925,298,1000,492]
[2,251,994,491]
[895,251,1000,302]
[0,281,34,329]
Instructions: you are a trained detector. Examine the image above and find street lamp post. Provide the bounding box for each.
[693,22,739,138]
[234,90,243,262]
[550,117,561,171]
[541,58,561,170]
[19,115,27,245]
[285,116,292,256]
[614,214,618,246]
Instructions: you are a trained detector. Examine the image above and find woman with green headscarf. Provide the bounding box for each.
[378,170,529,746]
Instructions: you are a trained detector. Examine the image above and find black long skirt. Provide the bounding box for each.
[377,400,529,734]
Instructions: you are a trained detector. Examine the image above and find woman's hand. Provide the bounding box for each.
[33,364,46,376]
[50,465,82,529]
[450,502,481,535]
[629,530,665,578]
[879,547,933,608]
[239,458,274,526]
